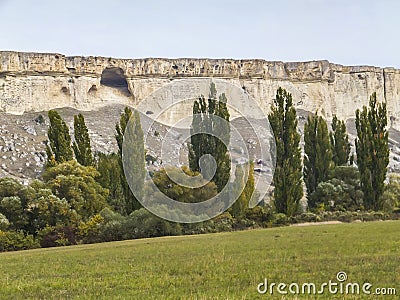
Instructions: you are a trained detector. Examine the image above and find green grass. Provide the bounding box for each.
[0,221,399,299]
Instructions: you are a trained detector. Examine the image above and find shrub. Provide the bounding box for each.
[181,222,208,235]
[316,211,393,223]
[272,213,289,226]
[78,214,105,244]
[97,220,125,242]
[96,208,126,242]
[361,211,387,222]
[0,230,39,252]
[232,207,274,230]
[209,212,234,232]
[37,225,78,248]
[27,193,80,232]
[120,209,182,240]
[244,206,274,225]
[309,166,364,212]
[99,207,125,223]
[292,212,321,223]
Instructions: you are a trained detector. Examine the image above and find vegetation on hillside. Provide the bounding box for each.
[0,87,398,252]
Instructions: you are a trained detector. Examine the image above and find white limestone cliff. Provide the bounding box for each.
[1,51,400,129]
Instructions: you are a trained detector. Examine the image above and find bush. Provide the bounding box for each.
[78,214,105,244]
[317,211,393,223]
[309,166,364,212]
[360,211,387,222]
[232,207,274,230]
[181,222,208,235]
[37,225,78,248]
[120,209,182,240]
[0,230,39,252]
[97,220,125,242]
[96,208,126,242]
[245,206,274,224]
[272,213,289,226]
[209,212,234,232]
[292,212,321,223]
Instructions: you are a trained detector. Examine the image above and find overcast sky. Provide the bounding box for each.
[0,0,399,68]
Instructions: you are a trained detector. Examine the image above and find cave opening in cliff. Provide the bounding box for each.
[100,67,131,96]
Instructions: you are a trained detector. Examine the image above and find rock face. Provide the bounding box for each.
[2,51,400,182]
[1,51,400,129]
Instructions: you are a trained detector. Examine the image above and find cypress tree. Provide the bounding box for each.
[115,107,145,214]
[73,113,94,166]
[46,110,73,166]
[304,113,332,204]
[188,82,231,192]
[268,87,303,216]
[330,115,351,166]
[355,92,389,210]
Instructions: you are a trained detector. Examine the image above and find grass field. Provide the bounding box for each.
[0,221,399,299]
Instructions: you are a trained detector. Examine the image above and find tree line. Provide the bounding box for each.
[0,84,399,251]
[269,88,393,216]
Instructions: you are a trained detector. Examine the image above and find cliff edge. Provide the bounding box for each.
[1,51,400,129]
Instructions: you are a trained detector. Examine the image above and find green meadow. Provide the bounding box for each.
[0,221,399,299]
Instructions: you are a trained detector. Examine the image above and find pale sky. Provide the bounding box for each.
[0,0,399,68]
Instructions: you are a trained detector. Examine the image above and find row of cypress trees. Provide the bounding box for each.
[46,111,94,167]
[188,82,255,217]
[269,88,389,216]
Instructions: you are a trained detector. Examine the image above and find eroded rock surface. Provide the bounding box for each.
[1,51,400,129]
[1,51,400,182]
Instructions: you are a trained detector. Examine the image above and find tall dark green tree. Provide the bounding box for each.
[188,82,231,192]
[268,87,303,216]
[115,107,145,214]
[355,92,389,210]
[330,115,351,166]
[46,110,73,166]
[304,113,333,199]
[73,113,94,166]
